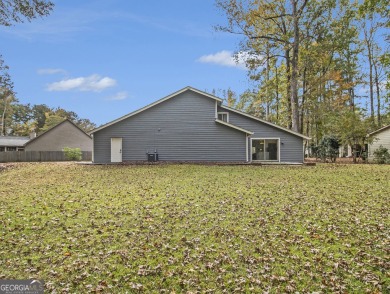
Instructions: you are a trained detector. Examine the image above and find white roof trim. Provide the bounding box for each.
[220,105,311,140]
[91,86,223,134]
[367,124,390,137]
[215,119,254,135]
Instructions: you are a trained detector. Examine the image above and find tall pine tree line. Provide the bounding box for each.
[216,0,389,145]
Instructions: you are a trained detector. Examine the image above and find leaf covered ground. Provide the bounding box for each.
[0,163,389,293]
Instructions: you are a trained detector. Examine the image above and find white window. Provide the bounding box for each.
[217,112,229,122]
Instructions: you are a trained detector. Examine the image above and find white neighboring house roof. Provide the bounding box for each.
[367,124,390,137]
[0,136,30,147]
[215,119,254,135]
[220,105,311,140]
[91,86,223,134]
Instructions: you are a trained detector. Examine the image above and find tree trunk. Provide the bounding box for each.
[290,0,300,133]
[368,45,374,121]
[301,67,307,134]
[285,49,292,130]
[346,48,355,111]
[373,60,381,126]
[275,66,279,121]
[265,45,270,120]
[363,22,375,122]
[1,99,7,136]
[353,142,357,163]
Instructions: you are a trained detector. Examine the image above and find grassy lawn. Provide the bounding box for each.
[0,163,388,293]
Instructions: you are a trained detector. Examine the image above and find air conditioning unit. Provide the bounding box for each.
[147,152,159,162]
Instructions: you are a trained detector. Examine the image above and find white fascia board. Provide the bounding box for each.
[215,119,254,135]
[189,87,223,103]
[367,124,390,137]
[220,105,311,140]
[91,86,223,134]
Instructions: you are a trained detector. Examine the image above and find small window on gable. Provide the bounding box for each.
[218,112,229,123]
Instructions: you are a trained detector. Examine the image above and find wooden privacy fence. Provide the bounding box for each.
[0,151,92,163]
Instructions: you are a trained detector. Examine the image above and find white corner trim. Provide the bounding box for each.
[246,134,249,162]
[92,134,94,162]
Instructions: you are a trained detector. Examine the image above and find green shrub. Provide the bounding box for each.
[63,147,82,161]
[317,135,340,162]
[373,145,390,164]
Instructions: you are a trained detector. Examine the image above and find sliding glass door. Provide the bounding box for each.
[251,139,279,161]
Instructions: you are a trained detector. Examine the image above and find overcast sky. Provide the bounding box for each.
[0,0,250,126]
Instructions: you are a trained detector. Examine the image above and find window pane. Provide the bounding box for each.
[218,113,228,122]
[252,139,265,160]
[266,139,278,160]
[252,139,278,161]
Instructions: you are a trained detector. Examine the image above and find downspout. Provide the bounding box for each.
[279,139,281,163]
[246,134,248,162]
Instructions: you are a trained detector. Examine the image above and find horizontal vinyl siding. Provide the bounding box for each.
[93,92,246,163]
[219,107,304,163]
[368,128,390,161]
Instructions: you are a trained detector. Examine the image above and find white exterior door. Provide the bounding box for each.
[111,138,122,162]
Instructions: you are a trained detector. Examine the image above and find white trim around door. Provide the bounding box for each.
[250,138,280,162]
[111,137,122,163]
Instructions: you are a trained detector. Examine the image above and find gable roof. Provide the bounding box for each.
[90,86,223,134]
[0,136,30,147]
[90,86,310,140]
[24,119,91,147]
[367,124,390,137]
[220,105,311,140]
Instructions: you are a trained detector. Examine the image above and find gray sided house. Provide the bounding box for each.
[25,119,92,152]
[91,87,310,164]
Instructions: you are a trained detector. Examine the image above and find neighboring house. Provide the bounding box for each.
[338,144,364,158]
[339,145,352,157]
[24,119,92,152]
[91,86,310,164]
[0,136,30,152]
[367,124,390,162]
